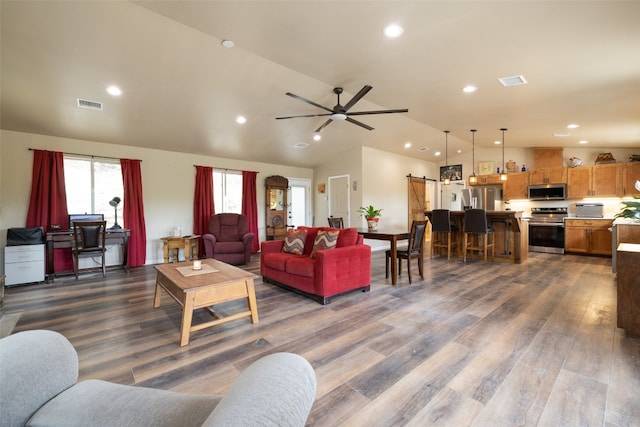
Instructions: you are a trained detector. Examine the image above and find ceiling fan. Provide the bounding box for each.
[276,85,408,133]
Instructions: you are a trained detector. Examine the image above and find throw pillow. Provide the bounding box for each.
[282,229,307,255]
[309,230,339,259]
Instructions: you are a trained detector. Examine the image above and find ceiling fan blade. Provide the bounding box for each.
[343,85,373,111]
[347,109,409,116]
[276,113,332,120]
[285,92,333,113]
[314,119,334,133]
[346,117,374,131]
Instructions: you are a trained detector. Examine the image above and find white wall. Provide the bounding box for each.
[0,130,312,268]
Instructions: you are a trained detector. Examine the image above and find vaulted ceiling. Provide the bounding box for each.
[2,1,639,168]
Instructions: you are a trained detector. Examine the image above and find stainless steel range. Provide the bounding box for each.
[528,207,568,254]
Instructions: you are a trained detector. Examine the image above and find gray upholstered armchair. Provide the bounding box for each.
[0,330,316,427]
[202,213,255,265]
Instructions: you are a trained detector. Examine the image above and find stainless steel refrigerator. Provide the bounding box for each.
[461,186,501,211]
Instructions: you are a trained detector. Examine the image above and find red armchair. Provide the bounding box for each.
[203,213,255,265]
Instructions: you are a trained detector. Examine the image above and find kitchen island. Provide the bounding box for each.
[425,210,528,263]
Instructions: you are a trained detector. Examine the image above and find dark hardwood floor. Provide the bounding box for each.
[2,250,639,426]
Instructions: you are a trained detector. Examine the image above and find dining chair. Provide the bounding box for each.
[72,220,107,279]
[430,209,458,260]
[385,220,427,284]
[462,209,495,262]
[327,217,344,228]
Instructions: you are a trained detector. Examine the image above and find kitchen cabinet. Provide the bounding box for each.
[616,243,640,338]
[502,171,529,200]
[565,218,612,255]
[567,163,620,198]
[529,167,566,185]
[469,173,502,186]
[622,162,640,195]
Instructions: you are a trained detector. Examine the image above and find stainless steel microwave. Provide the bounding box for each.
[528,184,566,200]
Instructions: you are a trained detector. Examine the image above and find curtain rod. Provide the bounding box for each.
[194,165,258,174]
[406,173,436,182]
[28,148,140,162]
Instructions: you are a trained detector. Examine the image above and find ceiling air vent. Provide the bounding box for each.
[77,98,103,111]
[498,75,528,87]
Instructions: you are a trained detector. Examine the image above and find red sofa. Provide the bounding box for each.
[260,227,371,304]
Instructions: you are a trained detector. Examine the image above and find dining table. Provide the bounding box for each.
[357,227,410,285]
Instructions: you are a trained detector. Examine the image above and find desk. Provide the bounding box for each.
[357,228,409,286]
[160,235,200,263]
[46,229,130,281]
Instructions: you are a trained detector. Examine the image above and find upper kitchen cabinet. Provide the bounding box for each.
[529,167,567,185]
[469,173,502,186]
[567,163,621,198]
[622,162,640,196]
[503,171,529,200]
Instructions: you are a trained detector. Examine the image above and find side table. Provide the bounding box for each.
[161,235,200,263]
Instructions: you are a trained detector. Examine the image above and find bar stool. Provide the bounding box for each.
[430,209,458,259]
[463,209,494,262]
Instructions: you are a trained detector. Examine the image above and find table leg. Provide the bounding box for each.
[163,243,169,264]
[153,281,163,308]
[184,241,191,261]
[193,240,199,260]
[180,294,195,346]
[46,240,55,282]
[390,237,398,285]
[246,279,260,323]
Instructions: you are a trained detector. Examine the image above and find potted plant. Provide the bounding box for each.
[614,180,640,221]
[358,205,382,230]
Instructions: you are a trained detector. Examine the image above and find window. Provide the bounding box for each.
[64,156,123,228]
[213,170,242,213]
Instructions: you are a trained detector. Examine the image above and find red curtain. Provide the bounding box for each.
[120,159,147,267]
[26,150,72,272]
[242,171,260,253]
[193,166,214,256]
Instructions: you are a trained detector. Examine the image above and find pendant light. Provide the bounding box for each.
[443,130,450,185]
[469,129,478,184]
[500,128,508,182]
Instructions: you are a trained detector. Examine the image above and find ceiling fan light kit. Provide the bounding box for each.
[500,128,508,182]
[275,85,408,133]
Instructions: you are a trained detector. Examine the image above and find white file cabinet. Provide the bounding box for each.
[4,244,45,286]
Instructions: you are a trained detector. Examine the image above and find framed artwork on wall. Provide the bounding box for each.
[440,164,463,182]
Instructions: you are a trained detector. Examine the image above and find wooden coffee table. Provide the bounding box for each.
[153,258,259,346]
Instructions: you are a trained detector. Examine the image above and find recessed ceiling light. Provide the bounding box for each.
[106,85,122,96]
[221,39,234,48]
[383,24,404,38]
[294,142,308,149]
[404,142,412,149]
[313,133,321,141]
[567,123,580,129]
[494,140,502,145]
[498,75,528,87]
[457,149,462,154]
[236,116,246,124]
[434,151,441,156]
[553,132,570,137]
[462,85,477,93]
[418,147,430,152]
[579,140,589,144]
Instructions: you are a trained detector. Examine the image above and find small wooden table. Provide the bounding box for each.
[160,235,200,263]
[154,258,259,346]
[357,227,409,286]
